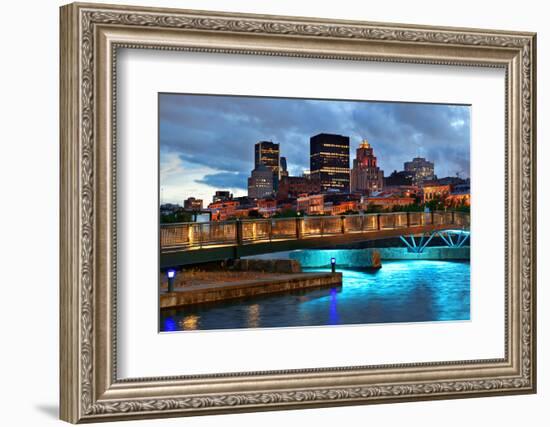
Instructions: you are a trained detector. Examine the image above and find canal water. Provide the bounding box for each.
[160,259,470,332]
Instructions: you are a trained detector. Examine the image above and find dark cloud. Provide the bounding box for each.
[160,93,470,190]
[195,172,249,190]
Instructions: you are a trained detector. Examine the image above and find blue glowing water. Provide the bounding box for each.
[160,260,470,332]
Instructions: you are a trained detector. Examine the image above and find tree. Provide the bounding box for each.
[424,195,445,212]
[160,209,193,224]
[391,203,423,212]
[273,209,299,218]
[341,209,359,216]
[365,203,384,213]
[454,197,470,213]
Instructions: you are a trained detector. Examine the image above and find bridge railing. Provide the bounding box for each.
[160,211,470,250]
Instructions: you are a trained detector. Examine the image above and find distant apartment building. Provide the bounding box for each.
[297,194,325,215]
[233,196,256,210]
[382,185,418,199]
[248,164,275,199]
[297,193,359,215]
[446,183,471,207]
[350,139,384,194]
[212,190,233,203]
[328,200,359,215]
[256,198,277,217]
[404,157,435,185]
[359,194,415,211]
[208,200,239,221]
[310,133,350,193]
[183,197,203,211]
[384,170,414,187]
[437,176,468,186]
[422,183,451,204]
[277,175,321,199]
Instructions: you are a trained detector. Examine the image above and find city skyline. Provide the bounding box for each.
[160,93,470,204]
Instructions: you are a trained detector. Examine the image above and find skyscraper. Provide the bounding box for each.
[350,139,384,194]
[248,164,274,199]
[280,156,289,178]
[404,157,435,185]
[254,141,280,189]
[310,133,350,193]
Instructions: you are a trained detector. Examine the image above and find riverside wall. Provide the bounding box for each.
[289,247,470,268]
[160,272,342,308]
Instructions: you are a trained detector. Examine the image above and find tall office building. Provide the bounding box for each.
[248,164,274,199]
[350,139,384,194]
[280,156,289,178]
[404,157,435,185]
[254,141,280,189]
[310,133,350,193]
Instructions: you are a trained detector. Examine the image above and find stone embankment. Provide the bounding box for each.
[160,259,340,308]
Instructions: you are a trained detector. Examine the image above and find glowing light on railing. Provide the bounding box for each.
[167,269,176,279]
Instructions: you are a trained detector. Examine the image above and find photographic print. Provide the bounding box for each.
[158,94,471,332]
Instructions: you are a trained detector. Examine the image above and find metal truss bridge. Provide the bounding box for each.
[400,229,470,253]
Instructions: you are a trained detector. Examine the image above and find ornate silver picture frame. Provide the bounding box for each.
[60,2,536,423]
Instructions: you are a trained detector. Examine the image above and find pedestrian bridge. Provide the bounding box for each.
[160,211,469,267]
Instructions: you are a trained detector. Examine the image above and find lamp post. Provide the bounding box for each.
[167,269,176,293]
[330,257,336,274]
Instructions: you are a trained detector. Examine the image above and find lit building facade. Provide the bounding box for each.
[297,194,325,215]
[422,183,451,204]
[248,164,275,199]
[404,157,435,185]
[446,183,471,207]
[212,190,232,203]
[359,195,415,211]
[328,200,358,215]
[310,133,350,193]
[280,156,289,178]
[277,175,321,199]
[183,197,203,211]
[350,139,384,194]
[254,141,280,188]
[208,200,239,221]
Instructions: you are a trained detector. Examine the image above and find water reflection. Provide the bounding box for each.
[180,314,199,330]
[160,260,470,332]
[247,304,260,328]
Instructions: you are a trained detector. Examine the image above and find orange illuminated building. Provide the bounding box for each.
[297,194,325,215]
[360,195,415,210]
[208,200,239,221]
[422,184,451,204]
[329,200,358,215]
[446,193,470,207]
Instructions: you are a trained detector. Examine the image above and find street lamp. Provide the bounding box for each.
[167,269,176,293]
[330,257,336,273]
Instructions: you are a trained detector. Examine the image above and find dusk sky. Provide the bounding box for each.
[159,93,470,205]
